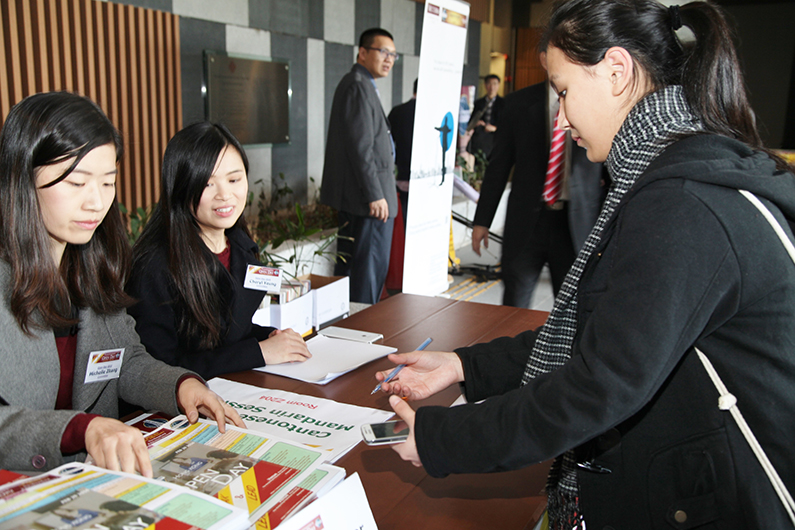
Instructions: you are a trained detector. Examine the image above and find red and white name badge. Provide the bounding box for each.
[84,348,125,384]
[244,265,282,292]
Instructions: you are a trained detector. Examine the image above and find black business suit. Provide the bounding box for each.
[467,95,504,158]
[474,82,605,307]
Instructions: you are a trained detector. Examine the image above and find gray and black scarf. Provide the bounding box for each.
[520,85,703,529]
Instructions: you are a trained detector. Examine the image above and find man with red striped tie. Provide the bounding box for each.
[471,52,606,308]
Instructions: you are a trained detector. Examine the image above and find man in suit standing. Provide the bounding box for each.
[321,28,397,305]
[471,54,606,308]
[467,74,504,159]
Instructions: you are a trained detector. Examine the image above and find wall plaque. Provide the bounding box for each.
[205,51,290,145]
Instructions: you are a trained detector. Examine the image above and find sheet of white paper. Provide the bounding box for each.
[275,473,377,530]
[208,378,394,463]
[255,334,397,384]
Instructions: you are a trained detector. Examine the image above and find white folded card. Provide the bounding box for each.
[256,334,397,384]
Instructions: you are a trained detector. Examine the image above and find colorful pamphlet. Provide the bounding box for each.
[272,473,377,530]
[251,464,346,530]
[0,463,250,530]
[207,378,393,462]
[142,415,327,525]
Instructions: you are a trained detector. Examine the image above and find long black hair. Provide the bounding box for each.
[0,91,132,333]
[540,0,770,155]
[131,122,250,350]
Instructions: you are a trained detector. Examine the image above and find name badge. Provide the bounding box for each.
[244,265,282,292]
[84,348,125,383]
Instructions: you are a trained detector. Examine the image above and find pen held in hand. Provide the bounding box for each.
[371,337,433,394]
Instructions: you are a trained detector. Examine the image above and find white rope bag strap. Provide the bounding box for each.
[693,189,795,526]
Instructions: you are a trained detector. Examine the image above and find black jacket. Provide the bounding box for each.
[471,94,504,127]
[474,83,605,252]
[467,95,504,158]
[126,228,276,379]
[415,134,795,529]
[388,98,415,183]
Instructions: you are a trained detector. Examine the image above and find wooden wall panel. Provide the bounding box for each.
[0,0,182,213]
[514,26,545,91]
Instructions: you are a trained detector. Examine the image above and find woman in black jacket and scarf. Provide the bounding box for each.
[374,1,795,528]
[127,123,310,380]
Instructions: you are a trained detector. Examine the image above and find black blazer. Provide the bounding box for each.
[126,227,276,379]
[471,94,504,126]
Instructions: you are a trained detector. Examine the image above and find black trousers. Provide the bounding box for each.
[501,205,576,308]
[334,211,394,305]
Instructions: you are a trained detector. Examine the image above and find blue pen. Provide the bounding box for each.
[371,337,433,394]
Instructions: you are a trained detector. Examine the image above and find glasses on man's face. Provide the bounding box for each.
[366,47,399,61]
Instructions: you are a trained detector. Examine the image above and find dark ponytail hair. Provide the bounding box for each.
[540,0,763,150]
[0,91,132,333]
[131,122,250,350]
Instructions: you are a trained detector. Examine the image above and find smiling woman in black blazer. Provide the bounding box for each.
[126,123,310,380]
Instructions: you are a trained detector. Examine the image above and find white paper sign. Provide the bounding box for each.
[403,0,470,295]
[256,334,396,384]
[274,473,377,530]
[208,378,393,463]
[244,264,282,291]
[84,348,124,383]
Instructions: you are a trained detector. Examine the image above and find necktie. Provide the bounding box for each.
[483,98,494,125]
[543,109,565,205]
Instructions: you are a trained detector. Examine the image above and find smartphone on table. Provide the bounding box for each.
[361,420,409,445]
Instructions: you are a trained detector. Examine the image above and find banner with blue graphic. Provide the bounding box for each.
[402,0,470,295]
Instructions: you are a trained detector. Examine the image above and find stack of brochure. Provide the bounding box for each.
[0,413,348,529]
[267,278,311,304]
[0,414,353,530]
[138,414,346,528]
[0,462,251,529]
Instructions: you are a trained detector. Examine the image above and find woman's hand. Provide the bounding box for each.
[375,350,464,401]
[85,417,153,477]
[388,395,421,467]
[260,329,312,365]
[177,378,246,431]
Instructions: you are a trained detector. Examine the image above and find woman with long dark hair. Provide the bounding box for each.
[127,123,310,380]
[375,1,795,528]
[0,92,243,475]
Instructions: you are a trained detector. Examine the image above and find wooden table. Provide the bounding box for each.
[225,293,551,530]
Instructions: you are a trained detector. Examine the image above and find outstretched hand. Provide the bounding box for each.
[375,350,464,401]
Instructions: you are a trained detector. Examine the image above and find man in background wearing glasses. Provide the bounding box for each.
[321,28,399,305]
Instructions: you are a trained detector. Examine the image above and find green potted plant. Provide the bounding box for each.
[248,174,347,280]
